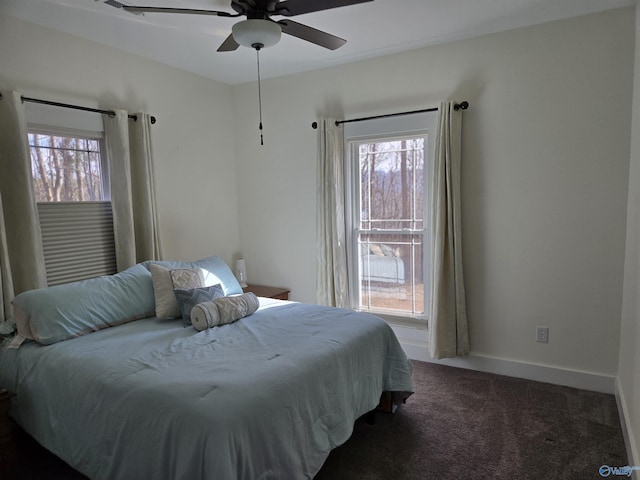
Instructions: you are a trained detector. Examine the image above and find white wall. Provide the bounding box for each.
[617,2,640,468]
[232,9,634,379]
[0,15,240,266]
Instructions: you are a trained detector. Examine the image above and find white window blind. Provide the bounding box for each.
[37,201,116,286]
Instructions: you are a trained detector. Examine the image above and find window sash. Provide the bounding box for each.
[28,127,110,202]
[356,230,426,318]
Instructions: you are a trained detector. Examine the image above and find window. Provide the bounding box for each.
[345,112,437,322]
[27,109,117,285]
[29,133,108,202]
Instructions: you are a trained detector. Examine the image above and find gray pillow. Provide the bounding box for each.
[173,285,224,327]
[190,293,260,332]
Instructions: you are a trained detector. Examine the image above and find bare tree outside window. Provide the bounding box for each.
[29,133,104,202]
[356,137,426,317]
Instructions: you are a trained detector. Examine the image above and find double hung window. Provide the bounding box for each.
[27,104,116,285]
[345,112,437,323]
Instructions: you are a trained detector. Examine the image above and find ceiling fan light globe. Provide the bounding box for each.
[232,19,282,49]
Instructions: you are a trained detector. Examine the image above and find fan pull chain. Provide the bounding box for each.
[255,46,264,146]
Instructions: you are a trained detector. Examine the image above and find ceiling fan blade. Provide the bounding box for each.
[276,0,373,17]
[122,6,238,17]
[217,34,240,52]
[279,19,346,50]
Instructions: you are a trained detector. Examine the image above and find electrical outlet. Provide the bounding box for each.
[536,326,549,343]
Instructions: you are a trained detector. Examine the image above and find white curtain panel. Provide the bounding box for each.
[105,110,163,271]
[429,101,470,359]
[0,193,15,322]
[0,91,47,319]
[129,113,163,263]
[316,118,349,308]
[104,110,137,271]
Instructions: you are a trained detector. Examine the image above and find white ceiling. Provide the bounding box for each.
[0,0,634,85]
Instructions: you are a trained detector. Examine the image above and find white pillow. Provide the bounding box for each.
[144,256,243,296]
[150,264,204,318]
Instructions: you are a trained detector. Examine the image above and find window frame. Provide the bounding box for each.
[344,111,438,326]
[26,121,117,285]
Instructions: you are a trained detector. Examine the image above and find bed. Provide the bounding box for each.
[0,256,413,480]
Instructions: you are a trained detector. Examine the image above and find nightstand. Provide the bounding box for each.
[243,285,290,300]
[0,389,17,477]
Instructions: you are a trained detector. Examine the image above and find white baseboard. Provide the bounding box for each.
[396,338,616,394]
[615,378,639,479]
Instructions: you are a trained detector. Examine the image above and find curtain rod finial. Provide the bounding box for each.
[311,121,318,129]
[454,101,469,111]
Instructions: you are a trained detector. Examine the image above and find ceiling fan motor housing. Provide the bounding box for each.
[232,19,282,49]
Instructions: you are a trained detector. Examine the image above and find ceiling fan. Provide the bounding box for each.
[122,0,374,52]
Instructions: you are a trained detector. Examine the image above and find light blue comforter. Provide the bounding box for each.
[0,299,413,480]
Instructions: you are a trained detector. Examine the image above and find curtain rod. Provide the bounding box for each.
[311,101,469,129]
[0,93,156,124]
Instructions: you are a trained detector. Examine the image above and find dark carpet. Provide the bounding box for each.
[316,361,627,480]
[8,361,627,480]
